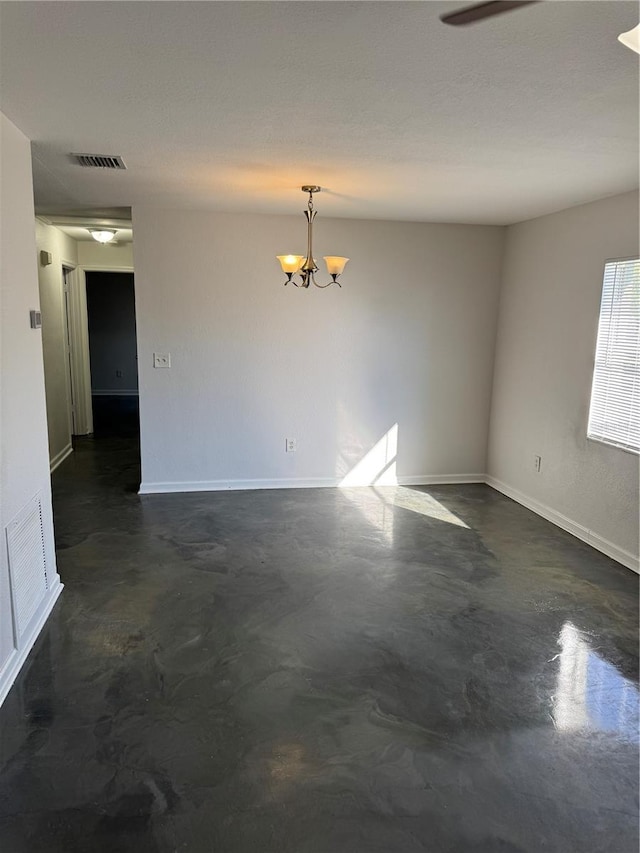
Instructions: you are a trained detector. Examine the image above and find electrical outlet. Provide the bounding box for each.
[286,438,297,453]
[115,369,123,378]
[534,455,542,473]
[153,353,171,369]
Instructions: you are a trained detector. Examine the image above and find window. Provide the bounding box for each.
[588,258,640,453]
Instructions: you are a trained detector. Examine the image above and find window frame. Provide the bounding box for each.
[586,255,640,456]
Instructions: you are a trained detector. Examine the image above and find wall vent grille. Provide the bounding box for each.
[72,153,127,169]
[6,494,49,638]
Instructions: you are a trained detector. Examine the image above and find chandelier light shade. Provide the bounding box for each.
[324,256,350,276]
[277,186,349,288]
[88,228,117,243]
[276,254,304,274]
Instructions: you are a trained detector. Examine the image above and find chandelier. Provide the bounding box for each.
[277,186,349,288]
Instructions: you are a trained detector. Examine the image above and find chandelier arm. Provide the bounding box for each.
[285,272,341,288]
[284,273,310,287]
[293,274,308,288]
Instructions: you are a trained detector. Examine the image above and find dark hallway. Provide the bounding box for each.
[86,271,139,440]
[90,395,140,440]
[0,437,638,852]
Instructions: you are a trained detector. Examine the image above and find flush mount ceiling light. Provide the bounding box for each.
[88,228,117,244]
[618,24,640,54]
[277,186,349,289]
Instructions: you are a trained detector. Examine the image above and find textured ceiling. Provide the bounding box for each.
[1,1,638,224]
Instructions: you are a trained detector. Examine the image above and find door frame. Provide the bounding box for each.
[67,264,135,436]
[60,264,78,437]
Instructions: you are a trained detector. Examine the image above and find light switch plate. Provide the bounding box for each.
[153,353,171,368]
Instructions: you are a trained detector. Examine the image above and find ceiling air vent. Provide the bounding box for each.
[72,153,126,169]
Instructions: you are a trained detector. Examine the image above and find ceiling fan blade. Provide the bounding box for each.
[441,1,539,27]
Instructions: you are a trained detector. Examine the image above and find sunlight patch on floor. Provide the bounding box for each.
[341,485,469,546]
[339,424,469,536]
[552,621,639,737]
[383,487,469,528]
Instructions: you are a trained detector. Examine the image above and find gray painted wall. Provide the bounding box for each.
[132,207,505,491]
[488,191,639,564]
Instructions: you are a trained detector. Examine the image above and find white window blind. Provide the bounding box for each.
[587,258,640,453]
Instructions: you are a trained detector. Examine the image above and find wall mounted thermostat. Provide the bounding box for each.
[30,310,42,329]
[39,250,52,266]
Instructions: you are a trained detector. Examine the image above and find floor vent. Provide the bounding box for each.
[6,494,49,638]
[71,153,127,169]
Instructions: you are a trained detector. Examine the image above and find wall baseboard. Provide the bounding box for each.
[0,580,63,707]
[139,473,485,495]
[485,476,639,574]
[49,443,73,473]
[140,477,338,494]
[91,390,139,397]
[400,474,486,486]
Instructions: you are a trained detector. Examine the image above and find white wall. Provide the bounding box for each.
[0,113,62,704]
[488,191,639,569]
[77,240,133,269]
[133,207,504,492]
[35,221,77,468]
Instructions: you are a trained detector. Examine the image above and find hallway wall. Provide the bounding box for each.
[35,221,78,470]
[0,112,62,705]
[77,240,133,269]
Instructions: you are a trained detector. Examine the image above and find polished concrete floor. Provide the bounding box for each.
[0,432,638,852]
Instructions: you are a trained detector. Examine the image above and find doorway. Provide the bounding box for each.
[85,271,140,438]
